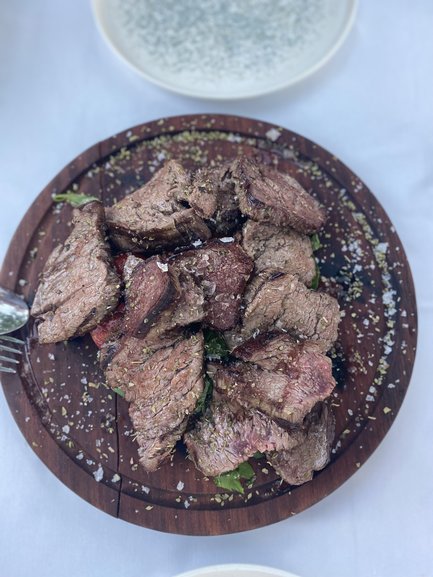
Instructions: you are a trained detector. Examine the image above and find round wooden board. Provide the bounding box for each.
[0,114,417,535]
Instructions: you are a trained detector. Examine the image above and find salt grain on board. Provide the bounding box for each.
[265,128,281,141]
[93,465,104,482]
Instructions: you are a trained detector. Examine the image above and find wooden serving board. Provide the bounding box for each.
[0,114,417,535]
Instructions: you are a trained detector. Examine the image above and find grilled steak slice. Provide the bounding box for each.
[105,160,211,252]
[104,333,181,391]
[184,397,295,477]
[90,302,125,349]
[169,258,206,327]
[120,252,205,343]
[233,331,333,373]
[179,163,241,235]
[267,403,335,485]
[172,240,253,331]
[242,272,340,352]
[242,220,316,286]
[230,156,326,234]
[31,201,120,344]
[213,335,335,424]
[107,333,204,472]
[123,255,177,337]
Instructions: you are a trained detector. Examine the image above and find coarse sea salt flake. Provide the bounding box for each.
[156,261,169,272]
[265,128,281,141]
[176,481,185,491]
[62,425,70,434]
[219,237,234,243]
[93,465,104,482]
[375,242,388,254]
[382,290,395,306]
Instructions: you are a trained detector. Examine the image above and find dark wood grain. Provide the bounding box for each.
[0,114,417,535]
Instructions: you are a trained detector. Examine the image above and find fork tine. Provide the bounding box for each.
[0,365,16,374]
[0,335,25,345]
[0,344,22,355]
[0,355,19,364]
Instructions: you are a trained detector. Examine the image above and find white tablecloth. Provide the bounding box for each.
[1,2,432,576]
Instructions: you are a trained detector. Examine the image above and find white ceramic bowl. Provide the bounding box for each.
[173,565,301,577]
[92,0,357,99]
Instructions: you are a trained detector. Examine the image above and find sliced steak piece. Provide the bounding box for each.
[267,403,335,485]
[105,160,211,252]
[121,253,205,343]
[107,333,204,472]
[31,201,120,344]
[242,272,340,352]
[184,397,296,477]
[169,258,206,328]
[233,331,333,374]
[178,163,241,235]
[90,302,125,349]
[213,335,335,424]
[123,255,177,337]
[104,333,181,391]
[242,220,316,286]
[172,240,253,331]
[230,156,326,234]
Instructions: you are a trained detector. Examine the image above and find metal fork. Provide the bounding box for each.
[0,335,24,374]
[0,286,29,374]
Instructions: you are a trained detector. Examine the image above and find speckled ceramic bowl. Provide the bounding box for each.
[92,0,357,99]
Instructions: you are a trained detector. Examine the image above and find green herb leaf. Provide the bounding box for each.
[203,329,229,360]
[237,461,255,480]
[113,387,125,398]
[311,263,321,290]
[213,460,256,494]
[253,451,264,459]
[214,470,244,494]
[194,374,214,416]
[52,192,99,207]
[310,233,321,252]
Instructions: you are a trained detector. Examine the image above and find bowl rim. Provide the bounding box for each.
[172,564,302,577]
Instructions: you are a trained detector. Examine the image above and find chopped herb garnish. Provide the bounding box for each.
[113,387,125,398]
[194,374,213,416]
[311,263,321,290]
[52,192,99,207]
[203,329,229,360]
[310,233,321,252]
[214,472,244,494]
[214,460,255,494]
[237,461,255,480]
